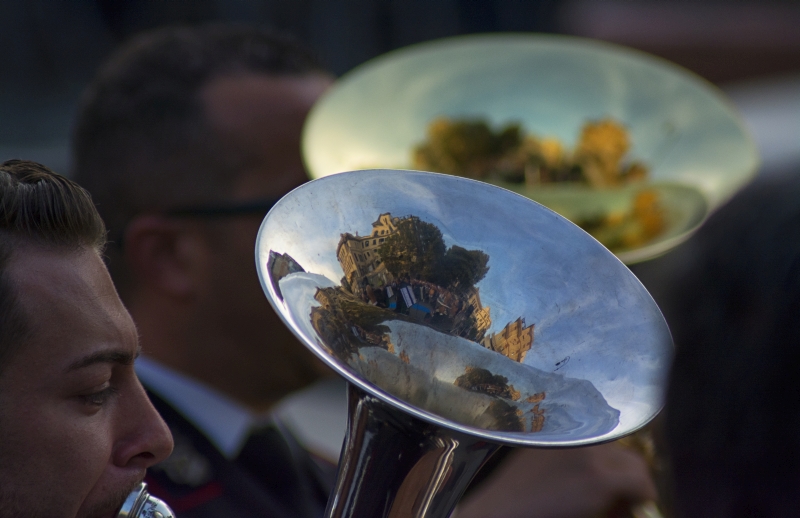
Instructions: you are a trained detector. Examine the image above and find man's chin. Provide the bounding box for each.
[79,477,143,518]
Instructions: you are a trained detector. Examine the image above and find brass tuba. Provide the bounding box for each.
[256,170,672,518]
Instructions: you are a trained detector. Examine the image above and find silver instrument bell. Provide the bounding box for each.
[256,169,672,518]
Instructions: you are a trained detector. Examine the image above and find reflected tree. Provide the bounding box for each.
[378,217,446,282]
[377,217,489,293]
[440,245,490,293]
[455,366,520,401]
[486,400,525,432]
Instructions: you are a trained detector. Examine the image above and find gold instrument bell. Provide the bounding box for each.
[302,34,758,264]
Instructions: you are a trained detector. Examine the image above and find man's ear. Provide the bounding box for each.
[123,215,208,299]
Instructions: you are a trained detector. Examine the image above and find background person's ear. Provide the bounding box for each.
[123,215,210,299]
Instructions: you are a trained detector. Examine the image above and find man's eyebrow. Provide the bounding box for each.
[66,345,142,372]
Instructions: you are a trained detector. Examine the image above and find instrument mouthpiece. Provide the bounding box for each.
[117,482,175,518]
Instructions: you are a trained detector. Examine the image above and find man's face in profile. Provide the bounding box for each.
[0,245,173,517]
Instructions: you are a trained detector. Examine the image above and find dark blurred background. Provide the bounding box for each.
[1,3,797,513]
[1,0,798,177]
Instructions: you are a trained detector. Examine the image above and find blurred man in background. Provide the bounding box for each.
[0,159,173,517]
[73,23,656,517]
[73,25,333,518]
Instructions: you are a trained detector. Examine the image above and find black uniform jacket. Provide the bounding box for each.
[144,390,336,518]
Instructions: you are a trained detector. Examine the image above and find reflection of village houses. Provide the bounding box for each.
[449,286,492,341]
[531,403,546,432]
[313,276,542,432]
[335,213,494,342]
[480,318,534,363]
[336,213,398,289]
[310,287,361,358]
[467,289,492,339]
[273,215,549,433]
[311,286,394,358]
[333,212,535,364]
[310,295,337,351]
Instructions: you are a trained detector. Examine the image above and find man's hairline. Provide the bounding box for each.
[4,236,106,273]
[196,69,332,126]
[194,68,331,184]
[198,69,332,96]
[206,69,331,81]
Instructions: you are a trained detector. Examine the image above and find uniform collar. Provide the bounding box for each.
[135,356,273,459]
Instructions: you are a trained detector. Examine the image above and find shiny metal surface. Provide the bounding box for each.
[328,383,500,517]
[117,483,175,518]
[256,169,672,517]
[302,34,759,263]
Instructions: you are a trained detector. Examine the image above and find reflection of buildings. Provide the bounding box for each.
[337,213,398,289]
[267,251,305,298]
[480,317,534,363]
[531,405,545,433]
[314,286,335,308]
[312,286,395,357]
[311,287,357,359]
[335,212,495,345]
[466,288,492,339]
[455,366,520,401]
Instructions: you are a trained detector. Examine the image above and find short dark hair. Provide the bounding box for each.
[72,23,323,295]
[0,159,106,373]
[72,25,321,230]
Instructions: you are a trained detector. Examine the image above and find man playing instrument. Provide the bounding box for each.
[0,159,174,518]
[72,23,656,517]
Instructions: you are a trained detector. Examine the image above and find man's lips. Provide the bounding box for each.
[83,475,145,518]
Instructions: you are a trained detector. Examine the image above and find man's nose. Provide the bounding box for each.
[113,379,174,469]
